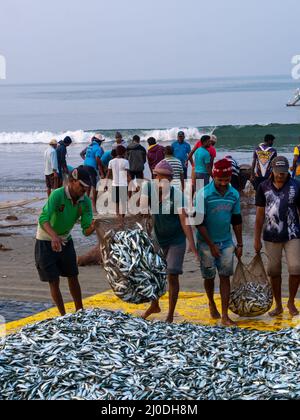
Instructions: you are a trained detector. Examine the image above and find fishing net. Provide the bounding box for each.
[229,255,273,317]
[95,215,167,304]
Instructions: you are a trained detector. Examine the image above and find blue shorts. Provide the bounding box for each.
[198,240,235,280]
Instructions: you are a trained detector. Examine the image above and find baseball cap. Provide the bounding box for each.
[272,156,289,173]
[49,139,57,146]
[71,166,92,188]
[178,131,185,137]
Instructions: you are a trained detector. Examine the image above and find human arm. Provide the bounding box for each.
[254,207,265,253]
[80,199,95,236]
[251,153,257,181]
[186,144,198,166]
[196,225,221,258]
[232,218,243,259]
[80,147,87,160]
[179,209,199,260]
[254,184,266,253]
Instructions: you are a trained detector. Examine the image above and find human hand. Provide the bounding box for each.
[235,245,243,260]
[51,235,64,253]
[210,244,221,258]
[254,238,262,254]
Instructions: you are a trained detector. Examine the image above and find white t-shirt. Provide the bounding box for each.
[108,158,130,187]
[44,146,58,176]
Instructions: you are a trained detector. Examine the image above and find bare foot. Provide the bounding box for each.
[209,303,221,320]
[221,317,237,327]
[269,307,284,317]
[165,316,174,324]
[142,305,161,320]
[287,302,299,317]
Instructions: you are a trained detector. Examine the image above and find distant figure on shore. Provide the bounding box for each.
[84,134,105,211]
[80,133,105,161]
[112,132,128,150]
[147,137,165,177]
[57,136,73,187]
[44,139,59,197]
[171,131,192,179]
[290,141,300,182]
[105,145,131,218]
[35,166,95,316]
[164,146,184,190]
[225,155,241,191]
[255,156,300,317]
[186,134,217,168]
[194,135,213,188]
[126,135,147,180]
[250,134,277,191]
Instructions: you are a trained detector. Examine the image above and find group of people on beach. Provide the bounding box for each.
[39,130,300,326]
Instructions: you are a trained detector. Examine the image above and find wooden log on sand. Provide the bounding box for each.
[0,198,44,210]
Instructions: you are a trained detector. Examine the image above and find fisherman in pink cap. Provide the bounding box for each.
[140,160,199,323]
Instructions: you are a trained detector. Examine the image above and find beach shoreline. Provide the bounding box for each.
[0,195,298,323]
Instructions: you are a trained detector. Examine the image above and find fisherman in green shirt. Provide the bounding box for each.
[35,166,95,316]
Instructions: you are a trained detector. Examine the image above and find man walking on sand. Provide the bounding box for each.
[194,135,213,188]
[171,131,192,179]
[57,136,73,187]
[140,160,199,323]
[35,166,95,316]
[126,135,147,180]
[44,139,59,197]
[195,159,243,327]
[254,156,300,317]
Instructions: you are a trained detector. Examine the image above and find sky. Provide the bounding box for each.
[0,0,300,84]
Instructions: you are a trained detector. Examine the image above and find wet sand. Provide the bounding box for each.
[0,194,298,322]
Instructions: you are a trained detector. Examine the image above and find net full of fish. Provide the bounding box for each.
[229,256,273,317]
[229,282,273,317]
[1,310,300,401]
[101,225,167,304]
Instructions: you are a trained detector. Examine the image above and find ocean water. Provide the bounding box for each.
[0,75,299,193]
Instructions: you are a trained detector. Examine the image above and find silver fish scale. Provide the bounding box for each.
[229,282,273,317]
[102,225,167,304]
[1,310,300,400]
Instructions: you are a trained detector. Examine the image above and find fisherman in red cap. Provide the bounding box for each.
[195,158,243,326]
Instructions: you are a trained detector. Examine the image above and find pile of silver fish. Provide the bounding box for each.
[229,282,273,317]
[102,225,167,304]
[1,310,300,400]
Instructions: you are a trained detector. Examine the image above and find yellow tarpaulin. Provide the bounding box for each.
[4,291,300,336]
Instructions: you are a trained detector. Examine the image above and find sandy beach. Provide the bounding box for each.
[0,193,298,323]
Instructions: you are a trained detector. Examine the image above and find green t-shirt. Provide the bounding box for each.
[37,187,93,241]
[141,182,186,248]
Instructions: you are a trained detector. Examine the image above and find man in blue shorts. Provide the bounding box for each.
[195,159,243,326]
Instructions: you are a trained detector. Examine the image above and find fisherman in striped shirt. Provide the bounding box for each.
[225,155,241,191]
[163,146,184,190]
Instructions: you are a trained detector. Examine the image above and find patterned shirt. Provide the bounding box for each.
[256,178,300,242]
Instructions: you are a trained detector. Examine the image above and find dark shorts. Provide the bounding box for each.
[84,166,98,188]
[129,171,144,180]
[45,174,55,190]
[35,239,79,283]
[112,186,128,205]
[162,241,186,275]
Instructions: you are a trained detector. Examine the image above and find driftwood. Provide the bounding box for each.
[0,244,12,251]
[0,198,44,210]
[0,222,36,229]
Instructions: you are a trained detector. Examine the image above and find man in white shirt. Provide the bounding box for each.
[105,145,131,217]
[44,139,59,197]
